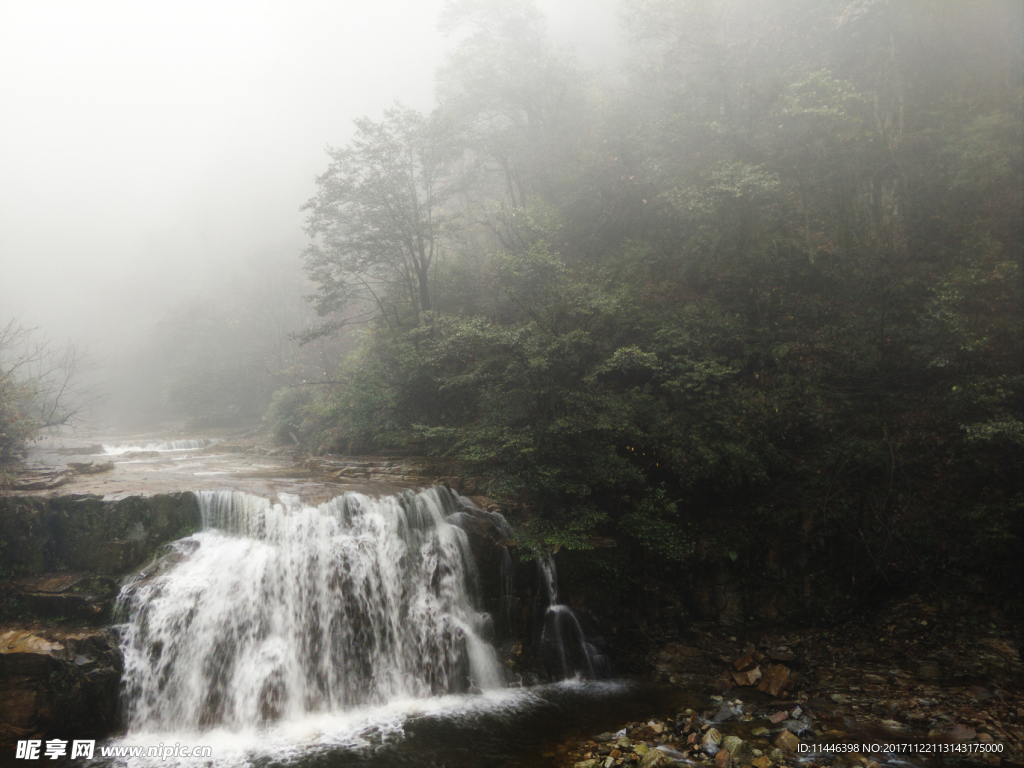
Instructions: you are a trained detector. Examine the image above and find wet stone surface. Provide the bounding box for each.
[0,626,122,747]
[558,595,1022,768]
[6,432,425,501]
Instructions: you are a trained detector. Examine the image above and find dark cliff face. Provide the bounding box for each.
[0,492,201,748]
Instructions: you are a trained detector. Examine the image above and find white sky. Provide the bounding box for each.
[0,0,621,359]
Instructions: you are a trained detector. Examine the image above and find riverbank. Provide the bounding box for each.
[557,594,1023,768]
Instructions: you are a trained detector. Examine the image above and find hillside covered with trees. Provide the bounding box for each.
[263,0,1022,609]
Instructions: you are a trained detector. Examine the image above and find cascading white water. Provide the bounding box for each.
[118,486,504,732]
[103,438,215,454]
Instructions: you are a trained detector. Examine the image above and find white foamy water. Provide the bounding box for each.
[99,680,634,768]
[117,487,504,735]
[101,688,535,767]
[102,438,218,454]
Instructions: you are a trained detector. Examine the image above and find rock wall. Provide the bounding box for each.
[0,492,201,749]
[0,492,201,577]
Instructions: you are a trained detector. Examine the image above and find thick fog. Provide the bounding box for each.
[0,0,621,402]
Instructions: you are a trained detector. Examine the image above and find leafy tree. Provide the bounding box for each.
[437,0,591,243]
[302,105,464,333]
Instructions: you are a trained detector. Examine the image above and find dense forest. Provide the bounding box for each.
[282,0,1024,605]
[4,0,1022,608]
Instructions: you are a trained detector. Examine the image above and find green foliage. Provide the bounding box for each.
[265,387,314,444]
[302,104,464,331]
[289,0,1023,604]
[780,69,865,120]
[948,111,1024,193]
[620,486,692,562]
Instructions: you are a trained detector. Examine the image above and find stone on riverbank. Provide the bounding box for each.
[773,729,799,753]
[0,627,121,748]
[0,492,201,748]
[639,748,673,767]
[0,573,118,623]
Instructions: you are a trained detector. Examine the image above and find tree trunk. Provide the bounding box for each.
[418,268,431,313]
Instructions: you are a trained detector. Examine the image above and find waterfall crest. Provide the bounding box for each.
[119,486,503,732]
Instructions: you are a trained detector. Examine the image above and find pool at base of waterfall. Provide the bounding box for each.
[94,679,685,767]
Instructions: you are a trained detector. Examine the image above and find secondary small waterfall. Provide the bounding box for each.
[536,554,609,680]
[118,486,504,732]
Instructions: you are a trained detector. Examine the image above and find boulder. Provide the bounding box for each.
[714,702,741,721]
[0,493,201,577]
[774,730,800,753]
[0,574,119,623]
[640,749,673,768]
[0,627,121,748]
[702,727,722,754]
[733,666,762,686]
[722,735,748,762]
[757,664,794,697]
[733,652,757,670]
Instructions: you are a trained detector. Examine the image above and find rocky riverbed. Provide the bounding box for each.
[5,430,431,500]
[557,595,1023,768]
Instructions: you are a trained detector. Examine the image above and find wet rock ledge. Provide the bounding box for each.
[0,492,201,576]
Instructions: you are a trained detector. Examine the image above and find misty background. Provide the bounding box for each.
[1,0,1020,631]
[0,0,620,426]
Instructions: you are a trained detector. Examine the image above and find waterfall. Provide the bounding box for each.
[536,553,609,680]
[103,438,215,454]
[118,486,504,732]
[444,495,519,643]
